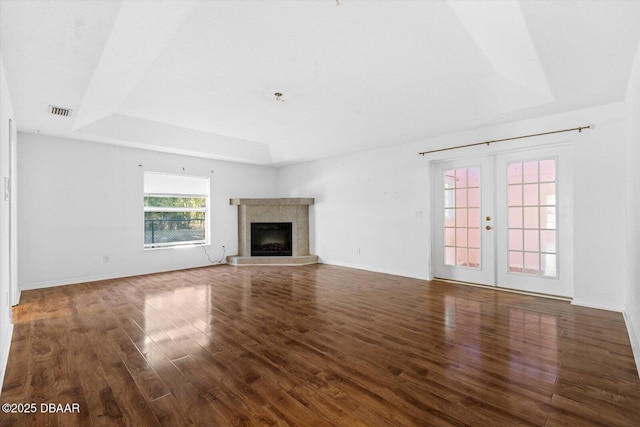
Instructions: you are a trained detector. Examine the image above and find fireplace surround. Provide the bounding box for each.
[227,198,318,265]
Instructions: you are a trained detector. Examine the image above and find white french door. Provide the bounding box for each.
[433,156,495,286]
[432,146,573,297]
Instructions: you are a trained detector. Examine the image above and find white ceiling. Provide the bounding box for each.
[1,0,640,166]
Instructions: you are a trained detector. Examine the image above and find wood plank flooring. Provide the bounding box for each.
[1,264,639,426]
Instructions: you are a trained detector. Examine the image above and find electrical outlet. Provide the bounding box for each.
[103,255,111,263]
[357,248,361,255]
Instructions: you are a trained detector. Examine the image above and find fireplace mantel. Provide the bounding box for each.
[230,198,314,206]
[227,198,318,265]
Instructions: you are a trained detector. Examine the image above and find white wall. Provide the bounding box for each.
[17,133,278,289]
[572,107,628,311]
[279,143,432,279]
[625,42,640,376]
[0,54,16,392]
[278,102,629,311]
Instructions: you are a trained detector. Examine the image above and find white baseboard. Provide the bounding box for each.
[318,258,431,281]
[11,289,20,306]
[623,310,640,379]
[19,262,226,291]
[570,299,624,313]
[0,323,14,395]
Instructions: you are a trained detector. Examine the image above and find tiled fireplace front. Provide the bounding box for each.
[226,198,318,265]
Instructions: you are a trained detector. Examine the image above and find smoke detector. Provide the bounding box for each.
[48,105,72,117]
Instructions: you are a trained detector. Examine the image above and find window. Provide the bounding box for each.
[143,172,210,249]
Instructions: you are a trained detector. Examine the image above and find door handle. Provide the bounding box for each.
[486,225,492,230]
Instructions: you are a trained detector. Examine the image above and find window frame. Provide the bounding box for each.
[143,173,210,250]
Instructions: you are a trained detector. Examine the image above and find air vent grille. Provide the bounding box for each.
[49,105,72,117]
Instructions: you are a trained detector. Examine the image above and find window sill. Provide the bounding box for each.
[144,242,208,251]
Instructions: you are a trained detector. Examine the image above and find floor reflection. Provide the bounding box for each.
[508,309,558,382]
[143,285,212,355]
[440,290,560,384]
[443,295,482,369]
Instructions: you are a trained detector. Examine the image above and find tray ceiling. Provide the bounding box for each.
[2,0,640,165]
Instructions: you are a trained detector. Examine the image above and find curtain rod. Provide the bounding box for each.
[418,125,591,156]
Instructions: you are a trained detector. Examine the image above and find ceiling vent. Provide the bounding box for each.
[48,105,72,117]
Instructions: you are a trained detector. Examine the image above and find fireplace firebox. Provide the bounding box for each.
[251,222,293,256]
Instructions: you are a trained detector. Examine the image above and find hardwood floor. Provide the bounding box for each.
[1,264,639,426]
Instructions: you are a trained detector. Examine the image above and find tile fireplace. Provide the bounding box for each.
[227,198,318,265]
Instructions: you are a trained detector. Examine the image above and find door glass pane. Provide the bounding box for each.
[542,254,557,277]
[445,170,456,188]
[456,228,467,246]
[468,249,480,268]
[468,168,480,187]
[540,230,556,253]
[468,208,480,227]
[445,246,455,265]
[456,208,468,227]
[507,159,557,278]
[456,168,468,188]
[456,247,468,266]
[444,189,455,208]
[443,167,481,269]
[456,189,468,208]
[540,183,556,205]
[509,251,523,272]
[539,160,555,182]
[508,185,522,206]
[468,188,480,207]
[524,230,539,252]
[445,209,456,227]
[524,207,539,228]
[468,228,480,248]
[509,207,523,228]
[508,163,522,184]
[523,184,538,205]
[523,161,538,183]
[540,207,556,229]
[445,228,455,246]
[509,229,523,251]
[524,252,540,274]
